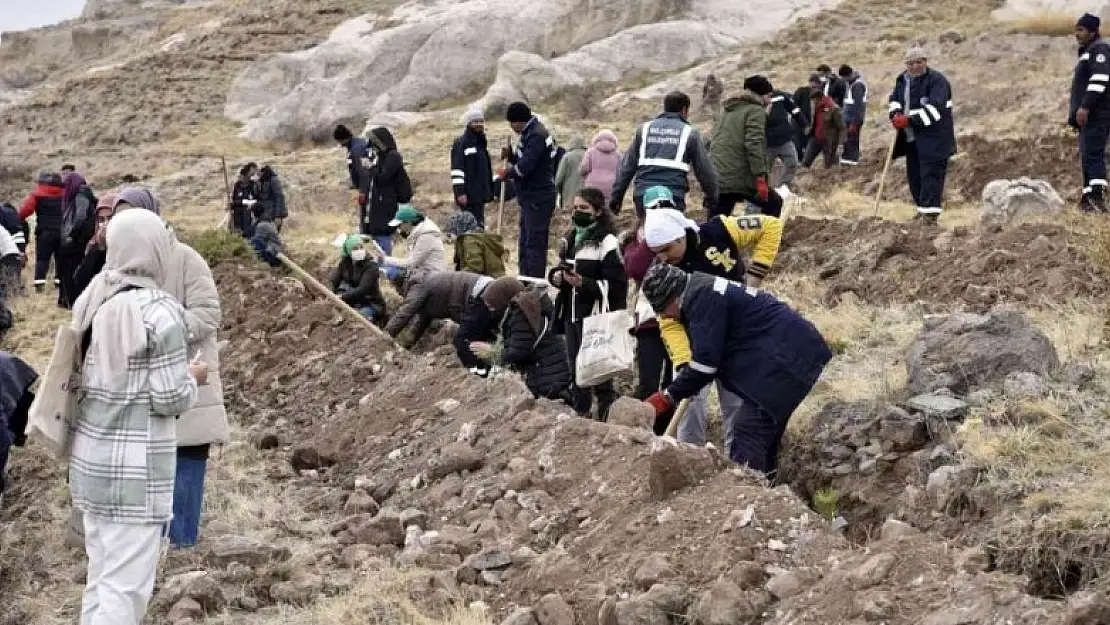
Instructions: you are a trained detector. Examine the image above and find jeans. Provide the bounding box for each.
[81,514,164,625]
[357,306,377,320]
[905,148,949,215]
[168,446,208,548]
[766,141,800,188]
[374,236,403,281]
[518,195,555,278]
[679,381,743,456]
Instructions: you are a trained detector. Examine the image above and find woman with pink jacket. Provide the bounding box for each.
[579,130,622,203]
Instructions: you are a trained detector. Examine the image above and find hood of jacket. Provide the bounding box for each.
[464,126,488,147]
[566,136,586,151]
[844,70,862,84]
[592,130,619,153]
[410,217,442,241]
[369,126,398,152]
[722,92,765,111]
[31,182,66,199]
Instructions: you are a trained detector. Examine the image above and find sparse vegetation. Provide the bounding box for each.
[184,228,254,267]
[1002,11,1078,37]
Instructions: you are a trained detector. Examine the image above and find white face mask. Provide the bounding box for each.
[351,249,368,262]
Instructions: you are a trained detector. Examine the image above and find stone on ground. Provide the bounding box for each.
[607,396,656,429]
[980,177,1064,226]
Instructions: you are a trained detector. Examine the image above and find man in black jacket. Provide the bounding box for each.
[334,124,373,231]
[817,64,847,106]
[18,172,65,297]
[1071,13,1110,212]
[362,127,411,254]
[499,102,557,278]
[792,80,816,158]
[765,89,808,192]
[451,108,494,227]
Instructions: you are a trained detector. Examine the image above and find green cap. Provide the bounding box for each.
[388,204,421,227]
[643,186,676,209]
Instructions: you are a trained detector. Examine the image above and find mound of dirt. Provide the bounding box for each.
[777,216,1108,310]
[804,134,1081,205]
[204,262,1074,624]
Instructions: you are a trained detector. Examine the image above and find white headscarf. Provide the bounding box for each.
[643,208,698,248]
[70,210,175,382]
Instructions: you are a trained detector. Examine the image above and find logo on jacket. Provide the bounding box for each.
[705,247,736,272]
[919,97,930,106]
[1099,53,1107,63]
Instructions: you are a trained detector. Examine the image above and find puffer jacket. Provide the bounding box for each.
[499,295,571,399]
[18,177,65,234]
[381,218,446,288]
[549,225,628,328]
[555,137,587,208]
[579,131,622,203]
[360,127,410,235]
[385,270,484,337]
[161,239,229,447]
[710,93,770,196]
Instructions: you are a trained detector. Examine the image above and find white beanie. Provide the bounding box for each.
[463,107,485,127]
[643,208,698,248]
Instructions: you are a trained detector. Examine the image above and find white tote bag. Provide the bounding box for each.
[26,325,82,459]
[575,283,635,387]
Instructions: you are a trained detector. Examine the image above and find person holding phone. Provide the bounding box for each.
[548,187,627,421]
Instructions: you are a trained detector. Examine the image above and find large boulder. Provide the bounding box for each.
[906,309,1059,395]
[980,178,1064,226]
[224,0,841,143]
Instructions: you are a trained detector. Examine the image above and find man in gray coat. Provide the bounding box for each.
[386,270,494,347]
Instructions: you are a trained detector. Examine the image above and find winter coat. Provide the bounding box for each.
[499,295,571,399]
[250,220,283,267]
[579,131,622,203]
[822,74,847,106]
[161,239,230,447]
[330,256,387,314]
[508,116,558,201]
[360,127,411,235]
[73,247,106,302]
[810,95,844,144]
[710,93,771,196]
[257,166,288,220]
[842,72,869,127]
[62,186,97,250]
[381,219,446,288]
[450,127,494,207]
[454,297,498,372]
[0,351,37,449]
[19,180,65,235]
[613,112,719,208]
[549,225,628,328]
[665,272,832,421]
[385,271,485,337]
[454,232,506,277]
[888,68,956,162]
[0,203,27,253]
[555,137,587,208]
[1071,37,1110,127]
[766,91,808,148]
[345,136,372,191]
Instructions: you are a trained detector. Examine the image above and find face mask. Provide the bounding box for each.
[351,249,367,262]
[572,211,595,227]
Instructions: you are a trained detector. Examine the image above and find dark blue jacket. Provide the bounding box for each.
[666,273,831,420]
[508,117,557,201]
[766,91,808,148]
[346,137,372,191]
[451,128,494,206]
[1070,37,1110,127]
[888,68,957,162]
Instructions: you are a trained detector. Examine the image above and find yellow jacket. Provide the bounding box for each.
[659,214,783,366]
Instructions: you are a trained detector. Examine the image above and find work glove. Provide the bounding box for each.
[608,198,621,215]
[755,177,769,202]
[496,167,508,181]
[357,193,368,205]
[848,123,860,135]
[644,391,674,417]
[891,114,910,130]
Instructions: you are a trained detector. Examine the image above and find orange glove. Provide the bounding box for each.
[755,177,769,202]
[644,391,674,416]
[496,167,508,180]
[891,114,910,130]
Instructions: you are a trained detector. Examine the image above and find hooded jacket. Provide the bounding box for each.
[555,137,587,208]
[19,175,66,234]
[360,127,410,235]
[580,131,622,203]
[709,93,771,196]
[450,126,494,207]
[257,166,287,220]
[331,255,387,313]
[381,218,447,288]
[499,294,571,399]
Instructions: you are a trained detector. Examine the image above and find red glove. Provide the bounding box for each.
[755,177,769,202]
[848,123,860,135]
[496,167,508,180]
[357,193,368,205]
[891,114,910,130]
[644,391,674,416]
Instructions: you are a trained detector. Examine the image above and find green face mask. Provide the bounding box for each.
[572,211,595,228]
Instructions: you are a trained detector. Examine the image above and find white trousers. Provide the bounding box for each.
[80,514,165,625]
[677,381,744,455]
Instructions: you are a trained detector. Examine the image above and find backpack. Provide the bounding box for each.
[455,232,507,278]
[63,187,98,244]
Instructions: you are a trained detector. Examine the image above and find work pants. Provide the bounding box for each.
[80,514,164,625]
[906,147,949,216]
[803,137,838,169]
[841,127,862,164]
[679,381,743,456]
[729,401,790,481]
[767,141,800,188]
[517,194,555,279]
[33,229,61,290]
[1079,123,1109,201]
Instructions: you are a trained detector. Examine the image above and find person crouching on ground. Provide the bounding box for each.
[250,212,284,268]
[548,187,628,421]
[639,263,831,480]
[379,204,446,292]
[331,235,388,322]
[69,208,206,625]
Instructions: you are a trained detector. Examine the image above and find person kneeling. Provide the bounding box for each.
[639,263,832,479]
[331,235,387,322]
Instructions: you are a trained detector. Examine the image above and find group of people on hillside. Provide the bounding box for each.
[228,161,288,236]
[1,182,228,625]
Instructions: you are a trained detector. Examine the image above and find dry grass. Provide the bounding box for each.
[1001,11,1077,37]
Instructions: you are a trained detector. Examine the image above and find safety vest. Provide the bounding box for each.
[638,117,693,173]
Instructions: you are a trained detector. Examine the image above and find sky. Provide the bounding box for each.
[0,0,86,34]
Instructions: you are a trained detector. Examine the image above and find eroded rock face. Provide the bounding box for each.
[223,0,841,142]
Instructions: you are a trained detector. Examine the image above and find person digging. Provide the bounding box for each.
[638,262,832,480]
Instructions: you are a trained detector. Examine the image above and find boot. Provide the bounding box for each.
[1091,188,1108,213]
[34,283,44,294]
[912,211,939,225]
